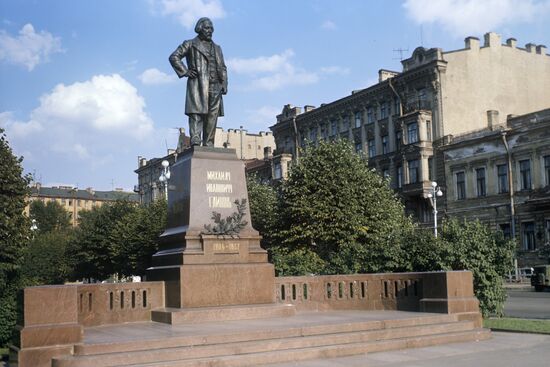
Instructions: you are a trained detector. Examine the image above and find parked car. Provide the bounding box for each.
[520,267,535,278]
[507,267,534,282]
[531,265,550,292]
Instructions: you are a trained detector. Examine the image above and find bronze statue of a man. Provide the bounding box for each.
[169,17,227,146]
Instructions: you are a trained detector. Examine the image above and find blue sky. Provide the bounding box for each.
[1,0,549,190]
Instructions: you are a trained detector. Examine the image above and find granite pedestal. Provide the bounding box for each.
[147,146,275,309]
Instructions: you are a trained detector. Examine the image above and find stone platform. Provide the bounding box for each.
[50,310,490,367]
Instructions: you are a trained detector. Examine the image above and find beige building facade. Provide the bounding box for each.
[442,109,550,267]
[26,184,139,226]
[270,32,550,222]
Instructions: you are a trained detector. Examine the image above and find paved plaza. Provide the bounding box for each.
[267,331,550,367]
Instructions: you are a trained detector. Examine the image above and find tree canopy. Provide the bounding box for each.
[0,128,30,346]
[29,199,71,234]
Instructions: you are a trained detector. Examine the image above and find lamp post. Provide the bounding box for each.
[159,160,171,201]
[427,181,443,237]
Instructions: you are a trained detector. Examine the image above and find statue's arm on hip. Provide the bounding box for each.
[169,41,196,79]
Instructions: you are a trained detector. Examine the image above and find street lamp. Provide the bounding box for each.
[30,219,38,232]
[427,181,443,237]
[158,160,171,201]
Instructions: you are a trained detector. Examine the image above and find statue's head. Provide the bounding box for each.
[195,17,213,41]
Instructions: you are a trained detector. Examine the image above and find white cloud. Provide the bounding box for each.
[228,50,350,91]
[228,49,295,74]
[2,74,154,165]
[245,106,280,126]
[321,20,337,30]
[138,68,178,85]
[0,111,43,138]
[0,23,63,71]
[150,0,226,29]
[403,0,550,37]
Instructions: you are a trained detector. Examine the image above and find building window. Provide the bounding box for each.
[368,139,375,158]
[407,122,418,144]
[428,157,433,181]
[380,102,387,119]
[408,159,419,184]
[68,199,72,206]
[397,166,403,188]
[456,171,466,200]
[331,120,338,136]
[382,168,390,179]
[546,219,550,243]
[309,128,316,141]
[393,98,400,115]
[545,155,550,186]
[417,88,427,109]
[274,163,282,179]
[499,223,511,239]
[382,135,389,154]
[355,141,362,153]
[395,130,402,150]
[522,222,536,251]
[519,159,531,190]
[354,111,362,128]
[476,168,486,197]
[367,107,375,124]
[497,164,508,193]
[341,116,349,131]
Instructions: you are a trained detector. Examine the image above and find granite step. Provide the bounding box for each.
[52,320,479,367]
[151,303,297,324]
[74,313,459,356]
[123,329,492,367]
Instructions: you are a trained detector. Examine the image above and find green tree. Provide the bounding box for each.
[246,175,281,249]
[276,140,413,274]
[0,128,30,346]
[21,231,73,286]
[438,218,515,317]
[67,200,137,281]
[110,199,167,277]
[29,200,71,234]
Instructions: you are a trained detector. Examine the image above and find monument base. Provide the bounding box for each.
[151,303,295,324]
[148,262,275,308]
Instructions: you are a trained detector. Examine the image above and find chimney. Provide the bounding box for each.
[536,45,547,55]
[506,38,517,48]
[484,32,501,48]
[139,157,147,167]
[465,36,480,50]
[35,182,42,190]
[487,110,499,129]
[304,105,316,113]
[264,146,272,160]
[525,43,536,53]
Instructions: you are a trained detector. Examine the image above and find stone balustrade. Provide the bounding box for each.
[76,282,164,327]
[275,271,479,314]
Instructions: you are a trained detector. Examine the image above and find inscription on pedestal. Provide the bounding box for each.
[207,170,233,208]
[213,242,240,253]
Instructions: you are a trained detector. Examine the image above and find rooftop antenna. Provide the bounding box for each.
[392,47,409,61]
[111,179,114,191]
[420,25,424,47]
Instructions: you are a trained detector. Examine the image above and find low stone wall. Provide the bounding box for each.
[14,281,164,367]
[77,282,164,327]
[274,271,480,315]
